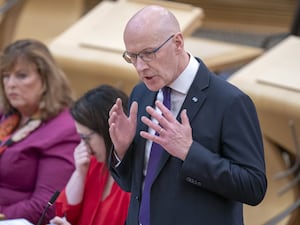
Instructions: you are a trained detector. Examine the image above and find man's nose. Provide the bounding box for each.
[135,56,148,71]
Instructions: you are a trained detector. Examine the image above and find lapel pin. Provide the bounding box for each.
[192,97,198,102]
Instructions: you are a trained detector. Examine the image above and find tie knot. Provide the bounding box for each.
[162,86,171,97]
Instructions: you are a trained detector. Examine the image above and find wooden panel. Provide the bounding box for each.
[172,0,297,33]
[229,35,300,155]
[49,0,204,98]
[244,138,298,225]
[185,37,263,72]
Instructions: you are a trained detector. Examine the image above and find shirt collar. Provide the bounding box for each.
[169,53,199,94]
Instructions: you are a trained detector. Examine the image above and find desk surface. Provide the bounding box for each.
[229,35,300,154]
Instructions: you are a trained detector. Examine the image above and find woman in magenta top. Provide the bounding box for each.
[50,85,130,225]
[0,39,80,224]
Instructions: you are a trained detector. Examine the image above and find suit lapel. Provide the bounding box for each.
[179,63,209,123]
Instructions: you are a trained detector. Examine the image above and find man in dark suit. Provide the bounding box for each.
[108,5,267,225]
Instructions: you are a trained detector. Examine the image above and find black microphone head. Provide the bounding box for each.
[49,191,60,205]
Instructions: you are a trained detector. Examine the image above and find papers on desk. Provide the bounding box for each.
[0,219,33,225]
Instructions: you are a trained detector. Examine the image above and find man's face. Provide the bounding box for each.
[124,33,180,91]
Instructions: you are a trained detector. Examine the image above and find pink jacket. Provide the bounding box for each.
[0,109,80,224]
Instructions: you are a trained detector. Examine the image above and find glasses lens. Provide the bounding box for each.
[123,52,134,63]
[80,134,89,142]
[139,51,154,62]
[79,131,94,142]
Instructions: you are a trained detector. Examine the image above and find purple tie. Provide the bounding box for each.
[139,87,171,225]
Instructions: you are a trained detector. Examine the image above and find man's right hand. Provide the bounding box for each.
[109,98,138,160]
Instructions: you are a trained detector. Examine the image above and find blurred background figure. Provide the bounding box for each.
[0,39,80,224]
[50,85,130,225]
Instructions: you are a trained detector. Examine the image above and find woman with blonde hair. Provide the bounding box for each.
[0,39,80,224]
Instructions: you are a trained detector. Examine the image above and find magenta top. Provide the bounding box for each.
[0,109,80,224]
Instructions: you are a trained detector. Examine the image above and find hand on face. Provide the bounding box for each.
[108,98,138,159]
[73,141,91,175]
[140,100,192,161]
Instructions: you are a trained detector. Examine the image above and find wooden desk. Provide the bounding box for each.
[185,37,263,72]
[243,138,298,225]
[49,0,204,97]
[229,35,300,155]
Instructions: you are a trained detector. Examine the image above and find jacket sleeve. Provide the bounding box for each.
[109,144,135,192]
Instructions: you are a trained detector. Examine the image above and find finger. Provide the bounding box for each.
[180,109,191,128]
[109,99,119,117]
[145,104,173,129]
[50,216,66,225]
[74,151,90,164]
[74,145,90,160]
[75,142,89,154]
[109,122,116,135]
[141,116,162,133]
[155,101,175,121]
[140,130,161,143]
[108,110,117,128]
[109,98,123,118]
[116,98,123,109]
[130,101,138,122]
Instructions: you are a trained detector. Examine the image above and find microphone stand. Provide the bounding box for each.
[36,191,60,225]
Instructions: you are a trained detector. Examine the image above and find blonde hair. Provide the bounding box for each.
[0,39,74,120]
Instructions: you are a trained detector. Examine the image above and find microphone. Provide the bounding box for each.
[36,191,60,225]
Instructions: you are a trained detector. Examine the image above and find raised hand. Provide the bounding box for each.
[140,100,192,161]
[109,98,138,159]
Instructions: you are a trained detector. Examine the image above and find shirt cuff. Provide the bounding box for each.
[110,145,121,167]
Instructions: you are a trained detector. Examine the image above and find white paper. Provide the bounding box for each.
[0,219,33,225]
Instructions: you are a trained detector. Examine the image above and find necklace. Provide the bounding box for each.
[0,113,42,156]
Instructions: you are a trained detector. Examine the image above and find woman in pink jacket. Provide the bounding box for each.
[0,39,80,224]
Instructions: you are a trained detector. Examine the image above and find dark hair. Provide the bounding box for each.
[70,84,128,166]
[0,39,74,120]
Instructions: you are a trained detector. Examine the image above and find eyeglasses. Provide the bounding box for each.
[79,131,96,155]
[123,34,175,64]
[79,131,95,143]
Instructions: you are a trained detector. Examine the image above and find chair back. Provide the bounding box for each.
[0,0,26,50]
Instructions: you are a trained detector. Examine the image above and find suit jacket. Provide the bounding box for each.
[110,58,267,225]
